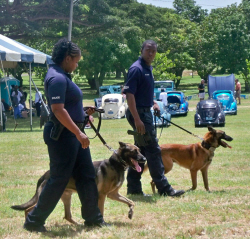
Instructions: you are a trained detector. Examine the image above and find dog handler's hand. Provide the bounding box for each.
[134,118,145,135]
[153,101,160,116]
[76,131,90,149]
[85,107,95,116]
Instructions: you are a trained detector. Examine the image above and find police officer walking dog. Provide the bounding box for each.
[123,40,185,197]
[23,38,109,233]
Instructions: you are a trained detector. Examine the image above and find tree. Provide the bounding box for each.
[212,5,250,75]
[152,52,176,82]
[241,59,250,92]
[78,37,116,91]
[173,0,208,24]
[0,0,115,40]
[158,13,196,88]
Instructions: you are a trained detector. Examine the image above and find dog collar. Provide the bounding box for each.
[201,141,217,151]
[114,150,128,171]
[201,140,211,149]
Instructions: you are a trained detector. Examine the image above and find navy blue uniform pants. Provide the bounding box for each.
[126,109,172,195]
[25,122,103,227]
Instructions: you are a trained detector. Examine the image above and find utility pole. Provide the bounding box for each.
[68,0,74,41]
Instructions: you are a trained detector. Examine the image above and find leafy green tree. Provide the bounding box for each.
[152,52,176,81]
[240,59,250,92]
[158,13,196,88]
[78,37,116,90]
[173,0,208,24]
[0,0,115,40]
[212,5,250,75]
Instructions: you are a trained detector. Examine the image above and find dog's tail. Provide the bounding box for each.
[11,171,50,211]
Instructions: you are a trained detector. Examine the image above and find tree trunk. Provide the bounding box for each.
[87,78,96,89]
[122,68,127,82]
[115,69,122,78]
[174,68,184,89]
[94,72,100,91]
[99,71,105,86]
[245,80,250,92]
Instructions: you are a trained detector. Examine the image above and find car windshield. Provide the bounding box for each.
[104,98,119,103]
[154,82,173,89]
[100,88,108,92]
[216,94,230,100]
[202,103,216,108]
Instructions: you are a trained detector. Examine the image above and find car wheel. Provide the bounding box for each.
[234,111,237,115]
[195,124,199,128]
[221,123,225,127]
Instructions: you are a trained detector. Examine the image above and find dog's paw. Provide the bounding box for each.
[128,209,133,219]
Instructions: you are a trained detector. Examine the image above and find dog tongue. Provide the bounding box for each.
[131,159,142,172]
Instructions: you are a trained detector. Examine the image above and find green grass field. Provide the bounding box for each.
[0,75,250,238]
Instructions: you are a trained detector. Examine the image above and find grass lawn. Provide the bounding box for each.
[0,74,250,238]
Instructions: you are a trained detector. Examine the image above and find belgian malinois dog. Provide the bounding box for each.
[11,142,146,224]
[148,126,233,193]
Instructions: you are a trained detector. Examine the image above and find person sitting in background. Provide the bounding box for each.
[35,91,42,117]
[1,99,11,112]
[19,86,28,109]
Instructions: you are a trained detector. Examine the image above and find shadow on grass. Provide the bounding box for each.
[127,194,158,204]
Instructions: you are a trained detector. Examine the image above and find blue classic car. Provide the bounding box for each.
[165,91,189,116]
[151,101,171,127]
[212,90,237,115]
[208,74,237,115]
[154,81,174,100]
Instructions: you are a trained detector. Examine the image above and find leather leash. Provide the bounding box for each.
[154,111,204,141]
[84,107,116,152]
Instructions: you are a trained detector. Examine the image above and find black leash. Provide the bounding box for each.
[154,111,203,141]
[84,107,116,152]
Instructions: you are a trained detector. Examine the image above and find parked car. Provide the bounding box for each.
[98,93,127,119]
[154,80,174,100]
[212,90,237,115]
[194,99,225,127]
[208,74,237,115]
[151,101,171,127]
[99,85,121,97]
[166,91,189,116]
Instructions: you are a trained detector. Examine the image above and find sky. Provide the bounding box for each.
[137,0,242,11]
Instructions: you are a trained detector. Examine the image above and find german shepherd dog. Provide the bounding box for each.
[148,127,233,193]
[11,142,146,224]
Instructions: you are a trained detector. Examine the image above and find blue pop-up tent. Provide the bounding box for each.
[0,34,53,131]
[208,74,235,98]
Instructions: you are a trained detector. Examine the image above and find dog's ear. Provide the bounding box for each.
[119,142,126,148]
[208,126,215,133]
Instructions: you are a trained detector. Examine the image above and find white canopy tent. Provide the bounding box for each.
[0,34,53,131]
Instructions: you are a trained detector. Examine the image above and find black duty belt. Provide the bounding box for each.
[74,122,85,131]
[136,107,151,113]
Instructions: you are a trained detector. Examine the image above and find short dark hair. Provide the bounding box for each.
[52,38,81,65]
[141,40,157,51]
[161,89,165,92]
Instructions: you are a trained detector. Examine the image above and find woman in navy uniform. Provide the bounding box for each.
[24,38,108,232]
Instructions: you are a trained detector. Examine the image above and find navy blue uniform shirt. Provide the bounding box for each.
[123,57,154,107]
[44,64,85,122]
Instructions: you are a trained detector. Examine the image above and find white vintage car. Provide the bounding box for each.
[98,93,127,119]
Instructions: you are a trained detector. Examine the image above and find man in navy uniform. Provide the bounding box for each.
[123,40,185,197]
